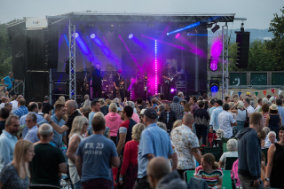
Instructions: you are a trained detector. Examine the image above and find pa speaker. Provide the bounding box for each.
[235,31,250,68]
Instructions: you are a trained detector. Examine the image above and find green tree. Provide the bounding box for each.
[266,6,284,70]
[0,24,12,77]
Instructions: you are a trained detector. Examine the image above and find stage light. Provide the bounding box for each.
[90,33,96,39]
[154,40,158,95]
[175,33,181,39]
[128,33,134,39]
[170,88,175,93]
[211,24,220,33]
[210,80,219,93]
[72,32,79,38]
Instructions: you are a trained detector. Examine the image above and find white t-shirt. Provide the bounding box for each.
[246,105,255,114]
[219,151,238,163]
[218,111,236,138]
[10,100,18,111]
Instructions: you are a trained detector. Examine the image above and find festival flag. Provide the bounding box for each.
[263,90,267,96]
[271,88,275,94]
[238,91,242,97]
[255,91,258,96]
[246,92,251,96]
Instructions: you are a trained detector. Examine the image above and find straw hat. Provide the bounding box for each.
[237,101,244,109]
[270,104,278,111]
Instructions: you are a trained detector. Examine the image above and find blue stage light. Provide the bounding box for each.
[90,33,96,39]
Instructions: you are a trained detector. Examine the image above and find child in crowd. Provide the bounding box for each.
[195,153,223,189]
[208,126,217,147]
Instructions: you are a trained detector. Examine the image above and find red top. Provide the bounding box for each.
[120,140,139,176]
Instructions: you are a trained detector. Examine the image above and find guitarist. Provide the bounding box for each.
[162,64,177,99]
[113,70,125,100]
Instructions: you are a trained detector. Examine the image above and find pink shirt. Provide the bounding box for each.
[105,112,122,137]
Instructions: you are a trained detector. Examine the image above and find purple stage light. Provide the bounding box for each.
[175,33,181,39]
[209,37,223,71]
[90,33,96,39]
[170,88,175,93]
[128,33,134,39]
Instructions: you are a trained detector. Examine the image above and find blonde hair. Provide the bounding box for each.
[173,120,182,129]
[69,116,88,138]
[131,123,145,141]
[109,103,118,113]
[13,140,33,178]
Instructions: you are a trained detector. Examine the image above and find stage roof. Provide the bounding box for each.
[48,11,235,24]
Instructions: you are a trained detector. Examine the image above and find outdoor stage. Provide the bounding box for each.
[8,12,234,102]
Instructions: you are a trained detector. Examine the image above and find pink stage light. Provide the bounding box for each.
[175,33,181,39]
[170,88,175,93]
[209,37,223,71]
[154,40,158,95]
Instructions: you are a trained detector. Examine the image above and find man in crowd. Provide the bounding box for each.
[0,108,9,135]
[276,98,284,125]
[24,113,39,143]
[88,100,101,131]
[170,96,184,120]
[117,105,136,155]
[50,103,66,148]
[0,115,19,172]
[20,102,44,138]
[42,96,53,114]
[13,98,28,118]
[244,98,255,115]
[236,112,264,188]
[218,103,237,139]
[135,108,177,189]
[194,101,210,145]
[1,72,14,93]
[255,98,263,112]
[45,100,80,145]
[147,157,186,189]
[171,113,201,178]
[30,124,67,187]
[209,99,223,130]
[208,99,216,116]
[10,94,23,112]
[158,103,177,133]
[76,115,119,189]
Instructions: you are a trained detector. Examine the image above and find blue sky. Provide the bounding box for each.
[0,0,283,29]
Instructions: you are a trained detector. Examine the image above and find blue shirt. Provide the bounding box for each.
[278,106,284,125]
[209,106,223,130]
[3,76,14,90]
[76,134,118,182]
[13,106,28,119]
[138,123,174,178]
[0,131,18,172]
[51,115,65,148]
[20,112,44,138]
[208,106,216,116]
[88,111,96,131]
[24,126,39,143]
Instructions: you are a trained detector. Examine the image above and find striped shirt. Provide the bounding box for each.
[194,165,223,188]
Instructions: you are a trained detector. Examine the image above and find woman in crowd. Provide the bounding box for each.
[265,126,284,188]
[264,131,277,148]
[231,101,246,135]
[104,103,122,144]
[266,104,281,139]
[66,116,88,189]
[195,153,223,189]
[0,140,34,189]
[261,103,270,127]
[219,139,238,168]
[119,123,145,189]
[194,100,210,145]
[173,120,182,129]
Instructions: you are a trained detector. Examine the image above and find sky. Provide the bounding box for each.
[0,0,283,29]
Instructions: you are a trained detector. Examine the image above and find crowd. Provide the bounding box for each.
[0,91,283,189]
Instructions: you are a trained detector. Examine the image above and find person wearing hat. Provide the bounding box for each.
[266,104,282,139]
[135,108,177,189]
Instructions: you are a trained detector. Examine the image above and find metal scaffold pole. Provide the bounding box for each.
[68,18,77,100]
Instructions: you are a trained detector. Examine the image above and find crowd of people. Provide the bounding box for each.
[0,91,283,189]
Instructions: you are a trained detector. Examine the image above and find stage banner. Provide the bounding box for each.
[26,17,48,30]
